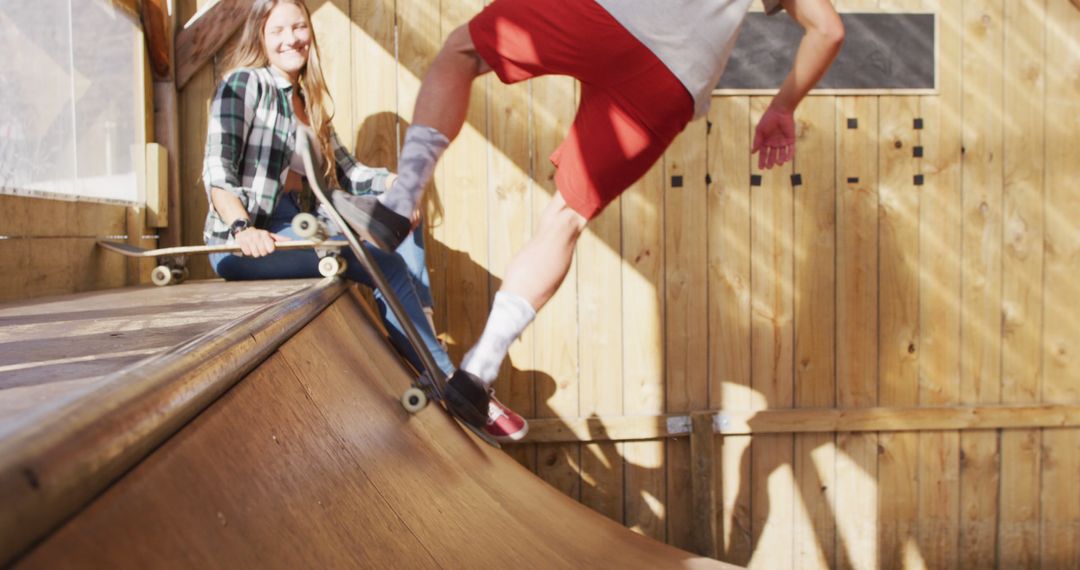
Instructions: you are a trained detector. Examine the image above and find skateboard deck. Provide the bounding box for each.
[293,133,499,449]
[98,239,348,286]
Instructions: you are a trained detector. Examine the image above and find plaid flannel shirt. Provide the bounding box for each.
[202,66,391,245]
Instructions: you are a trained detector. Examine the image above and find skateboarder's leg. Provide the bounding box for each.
[460,193,586,386]
[376,25,488,221]
[459,65,691,387]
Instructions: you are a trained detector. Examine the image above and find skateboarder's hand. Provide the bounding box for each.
[235,228,288,257]
[751,105,796,170]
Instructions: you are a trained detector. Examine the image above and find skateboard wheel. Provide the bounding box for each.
[172,268,186,284]
[291,213,322,240]
[179,267,190,283]
[317,255,345,278]
[401,387,428,413]
[150,265,174,287]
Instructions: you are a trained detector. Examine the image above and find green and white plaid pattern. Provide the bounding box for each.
[202,66,390,244]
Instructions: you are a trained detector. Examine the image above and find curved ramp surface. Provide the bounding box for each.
[17,291,736,569]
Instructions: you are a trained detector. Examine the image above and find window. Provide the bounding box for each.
[0,0,143,203]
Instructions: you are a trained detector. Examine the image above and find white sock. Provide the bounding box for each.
[461,291,536,386]
[378,124,449,218]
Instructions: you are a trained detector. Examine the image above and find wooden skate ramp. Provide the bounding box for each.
[15,290,735,569]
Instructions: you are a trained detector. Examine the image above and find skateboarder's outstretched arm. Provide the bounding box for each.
[752,0,844,170]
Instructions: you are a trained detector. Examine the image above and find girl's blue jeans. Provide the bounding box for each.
[210,193,453,376]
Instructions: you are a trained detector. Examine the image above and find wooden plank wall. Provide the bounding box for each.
[173,0,1080,567]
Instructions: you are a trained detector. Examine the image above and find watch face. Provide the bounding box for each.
[231,219,250,236]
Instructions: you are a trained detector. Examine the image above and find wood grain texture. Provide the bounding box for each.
[665,119,709,552]
[918,0,965,565]
[876,95,920,569]
[791,94,836,570]
[748,95,795,570]
[177,0,216,280]
[16,294,737,569]
[0,279,341,566]
[998,0,1046,567]
[621,162,667,542]
[834,95,879,570]
[174,0,253,89]
[573,84,626,522]
[1041,1,1080,567]
[707,96,753,565]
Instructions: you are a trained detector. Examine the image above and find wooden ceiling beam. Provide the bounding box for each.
[174,0,254,89]
[141,0,171,79]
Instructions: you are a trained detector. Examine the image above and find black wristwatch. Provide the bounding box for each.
[229,218,252,237]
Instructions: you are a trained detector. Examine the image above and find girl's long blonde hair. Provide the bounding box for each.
[221,0,339,187]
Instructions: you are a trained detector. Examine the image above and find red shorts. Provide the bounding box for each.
[468,0,694,220]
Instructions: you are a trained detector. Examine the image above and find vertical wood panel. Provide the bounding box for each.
[664,119,709,551]
[835,96,879,570]
[178,0,215,279]
[621,162,667,542]
[708,97,754,565]
[314,0,352,153]
[958,3,1005,566]
[748,96,795,570]
[791,95,837,570]
[876,95,920,569]
[348,0,390,166]
[436,0,488,365]
[577,122,625,522]
[1041,1,1080,567]
[999,0,1046,567]
[874,3,927,566]
[918,1,965,567]
[532,78,581,500]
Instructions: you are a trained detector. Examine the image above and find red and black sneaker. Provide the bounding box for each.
[485,391,528,443]
[444,369,490,428]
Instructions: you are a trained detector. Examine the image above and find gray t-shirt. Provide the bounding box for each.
[595,0,783,118]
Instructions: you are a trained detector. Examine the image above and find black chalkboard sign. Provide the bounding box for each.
[716,12,936,93]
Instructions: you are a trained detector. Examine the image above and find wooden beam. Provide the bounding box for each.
[149,0,182,246]
[97,0,139,19]
[518,403,1080,443]
[174,0,254,89]
[141,0,171,78]
[689,412,719,559]
[145,143,169,228]
[154,84,182,246]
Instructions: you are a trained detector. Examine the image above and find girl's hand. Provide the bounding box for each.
[236,228,289,257]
